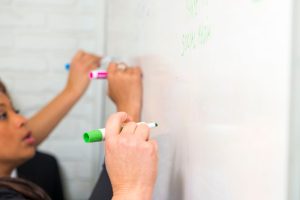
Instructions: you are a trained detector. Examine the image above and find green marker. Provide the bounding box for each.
[83,122,158,143]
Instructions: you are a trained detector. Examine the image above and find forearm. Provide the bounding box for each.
[27,88,81,145]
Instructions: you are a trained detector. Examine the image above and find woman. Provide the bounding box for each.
[0,50,157,199]
[0,91,157,199]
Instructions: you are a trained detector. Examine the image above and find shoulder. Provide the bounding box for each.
[0,188,27,200]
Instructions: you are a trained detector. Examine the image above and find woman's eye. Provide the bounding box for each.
[0,112,7,120]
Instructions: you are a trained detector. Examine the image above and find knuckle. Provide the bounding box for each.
[135,66,142,71]
[107,63,116,71]
[125,122,137,129]
[118,137,129,146]
[119,137,137,148]
[134,66,142,72]
[132,73,141,80]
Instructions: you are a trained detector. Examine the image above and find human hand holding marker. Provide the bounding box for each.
[66,53,143,120]
[104,112,158,200]
[64,50,100,98]
[66,56,129,79]
[107,63,143,121]
[89,62,128,79]
[83,122,158,143]
[65,56,112,70]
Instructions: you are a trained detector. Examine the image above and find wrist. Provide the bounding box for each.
[112,187,153,200]
[63,85,83,101]
[117,104,141,121]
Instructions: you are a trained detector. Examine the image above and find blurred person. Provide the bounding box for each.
[0,50,151,199]
[0,111,158,199]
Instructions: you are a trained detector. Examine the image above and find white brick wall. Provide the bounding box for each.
[0,1,106,199]
[0,0,11,5]
[0,13,45,27]
[14,0,75,6]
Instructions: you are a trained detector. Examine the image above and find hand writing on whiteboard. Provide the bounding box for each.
[107,63,143,121]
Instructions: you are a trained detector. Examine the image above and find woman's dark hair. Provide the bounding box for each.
[0,79,8,94]
[0,177,51,200]
[0,79,15,110]
[0,79,10,100]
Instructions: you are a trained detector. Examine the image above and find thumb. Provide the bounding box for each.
[105,112,130,139]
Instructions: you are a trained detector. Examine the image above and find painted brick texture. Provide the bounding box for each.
[0,0,106,199]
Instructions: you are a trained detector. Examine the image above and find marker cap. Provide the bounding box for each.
[83,129,103,143]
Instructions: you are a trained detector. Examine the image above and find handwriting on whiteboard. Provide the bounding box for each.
[181,24,211,56]
[186,0,208,17]
[181,0,211,56]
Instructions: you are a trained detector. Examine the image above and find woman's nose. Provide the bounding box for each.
[13,112,27,128]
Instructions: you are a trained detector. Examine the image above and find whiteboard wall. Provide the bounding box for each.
[105,0,293,199]
[289,0,300,200]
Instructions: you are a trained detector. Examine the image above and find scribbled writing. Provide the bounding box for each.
[181,25,211,56]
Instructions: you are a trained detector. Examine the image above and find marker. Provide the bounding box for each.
[89,69,108,79]
[65,56,113,71]
[83,122,158,143]
[65,63,70,70]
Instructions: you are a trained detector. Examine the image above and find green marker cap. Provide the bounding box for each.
[83,129,103,143]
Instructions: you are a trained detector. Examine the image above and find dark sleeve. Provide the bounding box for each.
[0,188,28,200]
[17,151,64,200]
[89,164,113,200]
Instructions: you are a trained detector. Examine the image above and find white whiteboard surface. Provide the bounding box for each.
[106,0,292,199]
[289,0,300,200]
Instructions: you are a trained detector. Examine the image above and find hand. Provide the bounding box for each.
[107,63,143,121]
[105,112,158,200]
[65,50,100,98]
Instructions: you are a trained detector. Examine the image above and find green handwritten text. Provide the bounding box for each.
[181,25,211,56]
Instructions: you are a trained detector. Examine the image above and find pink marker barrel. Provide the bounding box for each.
[89,70,108,79]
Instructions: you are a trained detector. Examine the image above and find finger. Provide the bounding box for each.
[132,66,143,76]
[133,66,142,73]
[73,50,85,62]
[134,123,150,141]
[82,52,91,61]
[127,67,135,75]
[107,63,118,73]
[117,63,128,71]
[81,53,97,65]
[89,52,100,58]
[83,53,100,62]
[148,139,158,153]
[127,115,134,122]
[121,122,138,137]
[105,112,129,139]
[85,57,100,70]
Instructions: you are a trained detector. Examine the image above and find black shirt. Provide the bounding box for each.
[0,188,29,200]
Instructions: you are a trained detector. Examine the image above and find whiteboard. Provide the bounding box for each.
[289,0,300,200]
[106,0,292,199]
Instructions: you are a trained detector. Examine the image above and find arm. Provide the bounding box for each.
[107,63,143,121]
[105,112,158,200]
[89,63,144,200]
[28,50,100,145]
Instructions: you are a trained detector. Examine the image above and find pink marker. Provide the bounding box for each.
[89,70,108,79]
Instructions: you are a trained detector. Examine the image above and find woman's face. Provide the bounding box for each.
[0,92,35,165]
